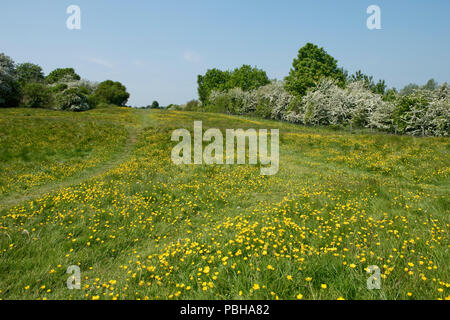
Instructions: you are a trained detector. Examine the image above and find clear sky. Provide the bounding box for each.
[1,0,449,106]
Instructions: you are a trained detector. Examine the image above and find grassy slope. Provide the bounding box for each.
[0,108,448,300]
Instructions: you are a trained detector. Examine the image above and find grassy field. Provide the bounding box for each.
[0,108,448,300]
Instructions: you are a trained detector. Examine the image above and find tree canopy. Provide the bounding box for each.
[46,68,80,84]
[0,53,20,107]
[93,80,130,106]
[16,63,45,85]
[284,43,346,97]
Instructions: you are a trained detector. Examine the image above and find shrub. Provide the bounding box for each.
[254,81,293,120]
[21,82,53,108]
[183,99,202,111]
[206,91,231,113]
[399,85,449,136]
[55,88,91,111]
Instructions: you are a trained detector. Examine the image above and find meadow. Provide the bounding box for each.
[0,108,448,300]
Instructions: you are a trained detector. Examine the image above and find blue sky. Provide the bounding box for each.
[1,0,449,106]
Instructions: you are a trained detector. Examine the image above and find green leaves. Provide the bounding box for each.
[284,43,346,97]
[197,65,269,104]
[92,80,130,106]
[45,68,80,84]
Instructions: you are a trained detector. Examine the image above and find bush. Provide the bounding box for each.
[254,81,294,120]
[21,82,53,108]
[206,91,231,113]
[55,88,91,111]
[398,85,449,136]
[183,99,202,111]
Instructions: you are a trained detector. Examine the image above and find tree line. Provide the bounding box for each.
[179,43,448,137]
[0,53,130,111]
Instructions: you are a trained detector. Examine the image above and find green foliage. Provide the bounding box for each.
[349,70,386,95]
[0,53,20,107]
[16,63,44,85]
[92,80,130,106]
[45,68,81,84]
[197,68,231,104]
[151,100,160,109]
[197,65,270,104]
[50,83,69,93]
[423,79,438,91]
[392,93,429,133]
[228,65,270,91]
[183,99,202,111]
[21,82,53,108]
[284,43,346,97]
[205,93,231,113]
[400,83,419,96]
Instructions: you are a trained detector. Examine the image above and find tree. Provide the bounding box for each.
[349,70,386,95]
[46,68,80,84]
[399,83,419,96]
[16,63,44,85]
[92,80,130,106]
[284,43,346,97]
[0,53,20,107]
[197,68,231,104]
[21,82,53,108]
[423,78,438,91]
[228,65,270,92]
[151,100,160,108]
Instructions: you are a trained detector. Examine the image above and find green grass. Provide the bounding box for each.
[0,108,448,300]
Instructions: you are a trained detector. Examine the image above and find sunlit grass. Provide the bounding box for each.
[0,109,448,300]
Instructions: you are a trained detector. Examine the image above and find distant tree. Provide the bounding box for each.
[21,82,53,108]
[372,79,387,95]
[151,100,160,108]
[197,68,231,104]
[284,43,346,97]
[423,78,438,91]
[399,83,419,96]
[46,68,80,84]
[349,70,386,95]
[16,63,44,85]
[0,53,20,107]
[92,80,130,106]
[228,65,270,92]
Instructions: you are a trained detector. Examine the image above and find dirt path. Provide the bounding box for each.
[0,110,151,211]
